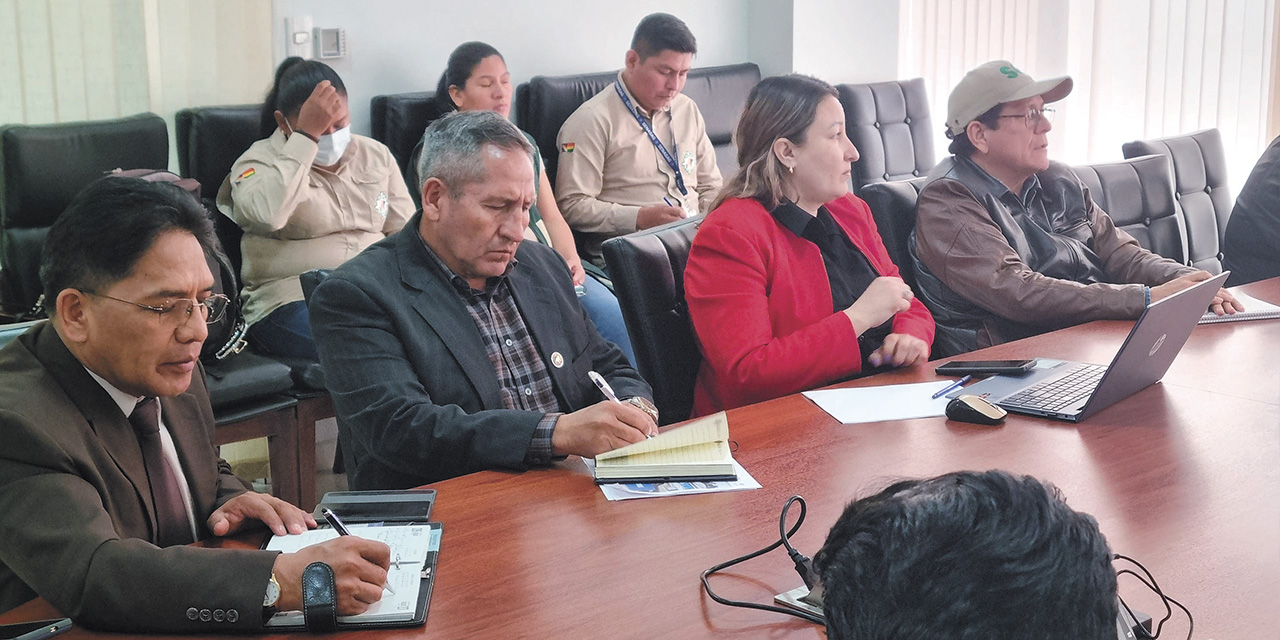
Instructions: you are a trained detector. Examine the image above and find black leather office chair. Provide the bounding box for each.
[175,104,263,274]
[837,78,936,193]
[601,217,702,424]
[1072,154,1187,265]
[369,91,448,176]
[859,178,928,293]
[1122,129,1230,272]
[0,113,169,314]
[516,63,760,186]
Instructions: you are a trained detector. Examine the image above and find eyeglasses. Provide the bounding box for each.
[997,106,1055,129]
[84,291,230,326]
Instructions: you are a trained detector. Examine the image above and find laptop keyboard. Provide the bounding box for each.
[1002,363,1108,413]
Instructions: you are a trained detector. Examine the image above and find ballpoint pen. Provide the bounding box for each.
[932,375,973,399]
[588,370,654,439]
[321,508,395,595]
[662,196,689,218]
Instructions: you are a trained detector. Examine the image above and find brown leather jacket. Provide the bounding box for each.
[909,156,1194,356]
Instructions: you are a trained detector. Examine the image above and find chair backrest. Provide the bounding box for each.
[859,178,928,292]
[0,113,169,311]
[836,78,935,193]
[175,105,262,201]
[1122,129,1230,272]
[515,62,760,186]
[299,268,332,304]
[601,216,702,424]
[1071,154,1187,266]
[368,91,448,176]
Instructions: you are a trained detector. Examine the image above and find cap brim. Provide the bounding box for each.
[1009,76,1073,104]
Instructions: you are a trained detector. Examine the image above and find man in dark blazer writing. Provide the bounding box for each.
[309,110,657,491]
[0,178,389,630]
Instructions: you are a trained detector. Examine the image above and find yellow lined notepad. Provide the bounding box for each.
[594,412,735,481]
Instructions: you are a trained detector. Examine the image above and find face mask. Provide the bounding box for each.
[314,126,351,166]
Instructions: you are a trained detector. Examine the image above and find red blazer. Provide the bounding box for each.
[685,194,935,415]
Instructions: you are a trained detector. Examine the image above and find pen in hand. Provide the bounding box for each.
[588,370,654,439]
[321,508,395,595]
[662,196,688,218]
[932,375,973,399]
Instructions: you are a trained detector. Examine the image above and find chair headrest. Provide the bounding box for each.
[175,105,262,200]
[369,92,447,174]
[1,113,168,228]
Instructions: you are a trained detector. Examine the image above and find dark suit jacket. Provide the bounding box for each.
[309,213,652,490]
[0,322,276,631]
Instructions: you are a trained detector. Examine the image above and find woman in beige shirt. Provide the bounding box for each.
[217,58,413,358]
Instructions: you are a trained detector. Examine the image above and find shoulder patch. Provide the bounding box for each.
[234,167,256,184]
[560,142,575,154]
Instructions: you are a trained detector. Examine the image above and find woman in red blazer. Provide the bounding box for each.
[685,75,935,415]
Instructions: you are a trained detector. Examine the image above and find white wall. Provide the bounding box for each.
[790,0,901,84]
[270,0,753,136]
[746,0,794,78]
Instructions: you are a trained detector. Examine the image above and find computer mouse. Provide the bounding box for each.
[945,394,1007,425]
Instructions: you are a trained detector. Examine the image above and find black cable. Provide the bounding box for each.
[700,495,825,625]
[1115,553,1193,640]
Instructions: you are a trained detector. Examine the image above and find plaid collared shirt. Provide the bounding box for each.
[420,239,563,465]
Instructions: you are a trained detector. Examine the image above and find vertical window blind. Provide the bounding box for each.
[0,0,273,169]
[898,0,1276,189]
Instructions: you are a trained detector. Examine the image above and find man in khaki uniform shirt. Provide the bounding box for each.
[556,13,722,266]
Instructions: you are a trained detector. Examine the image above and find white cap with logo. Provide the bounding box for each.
[945,61,1073,137]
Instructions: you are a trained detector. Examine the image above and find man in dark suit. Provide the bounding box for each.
[309,110,657,491]
[0,178,389,630]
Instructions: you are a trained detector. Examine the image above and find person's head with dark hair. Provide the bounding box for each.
[260,57,351,167]
[435,42,511,118]
[946,102,1003,157]
[944,60,1072,191]
[622,13,697,113]
[814,469,1118,640]
[712,74,855,213]
[416,110,536,291]
[41,177,222,398]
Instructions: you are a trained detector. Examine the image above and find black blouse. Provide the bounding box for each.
[771,201,893,368]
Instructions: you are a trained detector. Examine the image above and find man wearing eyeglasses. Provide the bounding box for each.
[0,178,391,631]
[909,60,1240,356]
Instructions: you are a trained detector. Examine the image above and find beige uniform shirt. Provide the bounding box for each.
[216,130,413,325]
[555,72,722,261]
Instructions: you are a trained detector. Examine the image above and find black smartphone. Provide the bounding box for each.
[935,359,1035,376]
[0,619,72,640]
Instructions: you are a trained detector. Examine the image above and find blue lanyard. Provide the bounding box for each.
[614,81,688,197]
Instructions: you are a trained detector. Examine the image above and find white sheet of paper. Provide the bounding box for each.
[803,380,956,424]
[584,458,762,501]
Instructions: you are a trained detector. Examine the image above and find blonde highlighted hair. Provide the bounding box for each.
[711,74,839,212]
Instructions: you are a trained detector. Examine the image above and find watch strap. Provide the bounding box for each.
[302,561,338,632]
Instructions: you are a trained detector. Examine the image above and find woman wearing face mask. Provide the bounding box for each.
[409,41,635,365]
[218,57,413,359]
[684,74,935,415]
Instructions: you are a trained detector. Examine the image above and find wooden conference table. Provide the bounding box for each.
[4,279,1278,638]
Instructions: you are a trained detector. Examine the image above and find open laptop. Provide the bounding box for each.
[952,271,1230,422]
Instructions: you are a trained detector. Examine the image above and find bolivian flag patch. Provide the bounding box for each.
[560,142,575,153]
[234,167,256,184]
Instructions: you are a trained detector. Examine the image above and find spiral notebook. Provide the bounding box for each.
[1198,292,1280,324]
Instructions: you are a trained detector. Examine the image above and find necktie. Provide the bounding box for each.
[129,397,194,547]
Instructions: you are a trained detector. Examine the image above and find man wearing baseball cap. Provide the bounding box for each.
[908,60,1239,356]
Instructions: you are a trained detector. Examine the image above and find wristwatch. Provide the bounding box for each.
[625,396,659,425]
[263,572,281,608]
